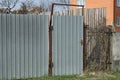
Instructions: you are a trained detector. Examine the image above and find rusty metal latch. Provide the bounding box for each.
[80,39,83,46]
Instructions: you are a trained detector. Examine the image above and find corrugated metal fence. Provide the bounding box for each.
[0,14,49,79]
[0,14,83,79]
[52,16,83,75]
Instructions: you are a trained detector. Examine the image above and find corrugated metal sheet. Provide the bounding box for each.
[52,16,83,75]
[0,14,49,79]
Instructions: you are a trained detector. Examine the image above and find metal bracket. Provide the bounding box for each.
[80,39,83,46]
[49,26,53,31]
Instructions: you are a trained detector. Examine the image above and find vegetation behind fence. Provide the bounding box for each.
[85,8,112,71]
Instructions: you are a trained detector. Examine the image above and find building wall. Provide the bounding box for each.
[70,0,77,10]
[70,0,114,25]
[70,0,120,32]
[70,0,85,10]
[115,0,120,32]
[86,0,114,26]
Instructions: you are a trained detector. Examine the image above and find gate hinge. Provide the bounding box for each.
[49,26,53,31]
[80,39,83,46]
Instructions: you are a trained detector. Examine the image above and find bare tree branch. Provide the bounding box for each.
[0,0,19,13]
[10,0,18,9]
[38,0,70,12]
[18,2,28,14]
[21,0,35,10]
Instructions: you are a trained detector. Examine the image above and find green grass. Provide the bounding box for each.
[11,71,120,80]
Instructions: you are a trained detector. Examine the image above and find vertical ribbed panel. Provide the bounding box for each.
[0,14,2,79]
[52,16,83,75]
[0,14,49,79]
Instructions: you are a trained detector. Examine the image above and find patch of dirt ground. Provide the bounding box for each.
[77,71,116,79]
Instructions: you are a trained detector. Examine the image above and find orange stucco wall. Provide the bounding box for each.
[86,0,120,32]
[71,0,120,32]
[70,0,77,10]
[70,0,114,25]
[86,0,114,26]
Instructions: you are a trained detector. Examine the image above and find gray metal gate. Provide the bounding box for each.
[52,16,83,75]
